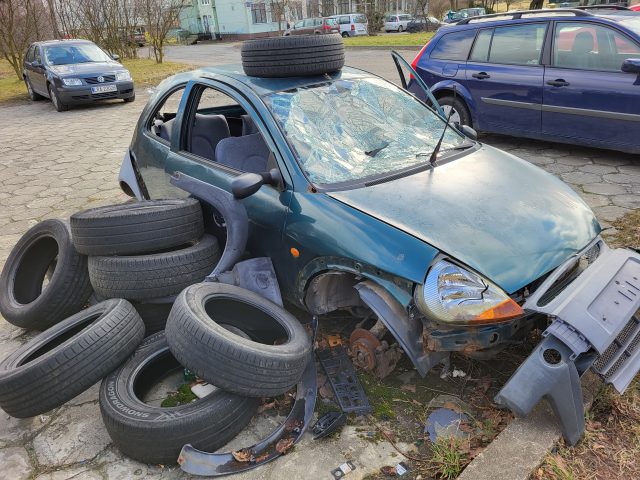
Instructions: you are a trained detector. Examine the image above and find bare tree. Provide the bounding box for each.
[0,0,52,80]
[270,0,290,31]
[139,0,184,63]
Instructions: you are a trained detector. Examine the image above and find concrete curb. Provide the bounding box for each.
[458,372,602,480]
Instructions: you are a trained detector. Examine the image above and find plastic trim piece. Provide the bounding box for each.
[170,172,249,279]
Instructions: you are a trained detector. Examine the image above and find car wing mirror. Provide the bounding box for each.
[459,124,477,140]
[231,168,282,199]
[111,53,120,61]
[32,60,42,68]
[622,58,640,74]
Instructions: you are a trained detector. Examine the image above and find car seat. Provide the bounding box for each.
[214,133,270,173]
[191,114,230,161]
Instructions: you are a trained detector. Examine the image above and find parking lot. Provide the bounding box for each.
[0,44,639,479]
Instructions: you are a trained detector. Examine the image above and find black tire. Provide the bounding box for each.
[0,299,144,418]
[99,332,259,464]
[341,32,349,38]
[70,199,204,256]
[241,34,344,78]
[438,95,472,127]
[166,283,311,397]
[133,301,173,334]
[25,77,44,101]
[0,219,93,330]
[88,234,220,301]
[124,94,135,103]
[48,83,68,112]
[398,25,404,32]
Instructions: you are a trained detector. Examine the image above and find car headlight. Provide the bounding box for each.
[62,78,82,86]
[415,259,523,325]
[115,70,131,81]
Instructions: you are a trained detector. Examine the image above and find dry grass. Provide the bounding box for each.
[343,32,435,47]
[0,58,190,105]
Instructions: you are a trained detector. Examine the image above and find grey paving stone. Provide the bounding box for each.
[543,163,574,175]
[593,205,630,222]
[560,171,601,185]
[32,404,111,467]
[556,156,592,167]
[33,467,103,480]
[603,173,640,185]
[611,194,640,210]
[582,183,628,195]
[579,193,610,209]
[578,163,618,175]
[0,446,33,480]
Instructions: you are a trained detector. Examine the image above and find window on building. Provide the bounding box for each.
[201,0,210,5]
[252,2,267,24]
[430,29,476,61]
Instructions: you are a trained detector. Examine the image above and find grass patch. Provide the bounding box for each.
[160,383,197,407]
[0,57,189,105]
[343,32,434,47]
[429,436,471,480]
[121,58,190,87]
[0,60,27,103]
[609,208,640,250]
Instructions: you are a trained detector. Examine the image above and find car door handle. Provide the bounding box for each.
[472,72,491,79]
[547,79,570,87]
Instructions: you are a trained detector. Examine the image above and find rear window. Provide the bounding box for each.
[353,14,366,24]
[469,29,493,62]
[386,16,397,22]
[326,18,337,26]
[430,29,476,61]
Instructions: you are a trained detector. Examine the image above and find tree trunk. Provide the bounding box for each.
[529,0,544,9]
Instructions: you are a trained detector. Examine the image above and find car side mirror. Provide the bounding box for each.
[460,125,478,140]
[231,168,282,199]
[32,60,42,68]
[622,58,640,74]
[111,53,120,61]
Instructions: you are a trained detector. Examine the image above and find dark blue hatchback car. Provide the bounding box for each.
[410,8,640,153]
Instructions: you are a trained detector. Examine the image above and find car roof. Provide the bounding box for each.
[32,39,94,47]
[187,65,377,96]
[441,7,639,29]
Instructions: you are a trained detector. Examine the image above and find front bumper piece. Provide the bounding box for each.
[495,238,640,444]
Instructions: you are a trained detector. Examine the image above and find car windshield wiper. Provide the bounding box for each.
[415,143,473,161]
[365,142,389,157]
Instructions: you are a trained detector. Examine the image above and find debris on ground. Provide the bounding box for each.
[425,408,470,442]
[331,461,356,479]
[160,383,198,407]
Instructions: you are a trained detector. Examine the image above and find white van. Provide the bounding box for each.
[384,14,413,32]
[330,13,368,37]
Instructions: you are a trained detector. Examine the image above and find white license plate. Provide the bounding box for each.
[91,84,117,94]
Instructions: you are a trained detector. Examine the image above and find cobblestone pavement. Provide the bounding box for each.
[0,59,638,479]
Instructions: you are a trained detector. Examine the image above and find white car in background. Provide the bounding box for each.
[385,14,413,32]
[330,13,368,37]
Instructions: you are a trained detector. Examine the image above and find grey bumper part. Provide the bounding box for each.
[496,239,640,445]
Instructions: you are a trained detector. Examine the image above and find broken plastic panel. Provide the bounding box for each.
[312,411,347,439]
[264,77,465,185]
[317,345,372,415]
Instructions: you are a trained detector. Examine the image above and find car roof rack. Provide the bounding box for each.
[456,8,593,25]
[575,5,631,10]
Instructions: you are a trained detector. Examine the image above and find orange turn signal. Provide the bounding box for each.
[472,298,524,323]
[290,247,300,258]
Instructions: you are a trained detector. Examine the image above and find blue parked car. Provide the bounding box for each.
[410,8,640,153]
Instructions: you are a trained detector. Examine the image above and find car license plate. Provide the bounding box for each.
[91,84,117,94]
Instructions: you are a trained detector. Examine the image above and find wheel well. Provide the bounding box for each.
[434,89,472,127]
[304,270,366,315]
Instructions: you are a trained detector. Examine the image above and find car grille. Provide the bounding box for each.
[91,91,118,99]
[536,242,601,307]
[592,314,640,388]
[85,74,116,84]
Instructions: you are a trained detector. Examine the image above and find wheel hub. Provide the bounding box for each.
[350,328,380,372]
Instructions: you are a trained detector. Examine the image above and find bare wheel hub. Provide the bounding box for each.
[350,328,380,372]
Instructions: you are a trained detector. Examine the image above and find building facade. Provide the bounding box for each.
[179,0,416,40]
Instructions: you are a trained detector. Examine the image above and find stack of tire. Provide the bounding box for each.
[0,199,312,465]
[70,199,218,334]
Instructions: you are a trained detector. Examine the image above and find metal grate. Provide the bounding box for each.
[91,91,118,99]
[592,315,640,379]
[85,74,116,84]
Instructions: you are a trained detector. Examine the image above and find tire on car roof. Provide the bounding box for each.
[88,234,221,301]
[0,219,93,331]
[99,331,259,464]
[165,282,312,397]
[0,299,144,418]
[241,34,345,78]
[70,199,205,256]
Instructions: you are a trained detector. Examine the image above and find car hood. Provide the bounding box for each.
[327,144,600,293]
[49,62,123,76]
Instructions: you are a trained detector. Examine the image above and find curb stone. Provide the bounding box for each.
[458,372,601,480]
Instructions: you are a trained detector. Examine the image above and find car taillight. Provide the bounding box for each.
[351,24,355,31]
[410,39,431,79]
[323,24,330,30]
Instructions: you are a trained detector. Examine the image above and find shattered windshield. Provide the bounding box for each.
[264,77,467,186]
